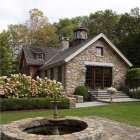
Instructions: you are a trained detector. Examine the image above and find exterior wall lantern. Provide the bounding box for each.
[79,80,85,85]
[114,68,119,76]
[81,67,87,73]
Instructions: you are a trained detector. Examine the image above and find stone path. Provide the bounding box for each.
[89,116,140,140]
[76,101,108,108]
[97,98,140,103]
[76,98,140,108]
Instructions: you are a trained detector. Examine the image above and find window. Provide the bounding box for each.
[37,53,44,60]
[96,47,103,56]
[76,31,81,39]
[50,68,54,80]
[58,66,62,82]
[45,70,48,77]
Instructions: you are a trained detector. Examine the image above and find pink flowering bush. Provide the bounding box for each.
[0,74,65,99]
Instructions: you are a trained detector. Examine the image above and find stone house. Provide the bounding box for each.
[19,25,132,94]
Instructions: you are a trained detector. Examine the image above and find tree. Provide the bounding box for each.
[88,10,120,42]
[54,16,90,41]
[116,8,140,67]
[53,18,76,41]
[0,31,13,76]
[8,24,29,47]
[7,24,29,60]
[33,24,58,47]
[26,8,58,47]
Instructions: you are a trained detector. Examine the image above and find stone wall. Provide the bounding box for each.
[45,65,65,88]
[65,39,129,94]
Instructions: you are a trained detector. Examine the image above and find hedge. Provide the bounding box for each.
[0,98,69,111]
[74,86,89,101]
[126,68,140,81]
[125,68,140,99]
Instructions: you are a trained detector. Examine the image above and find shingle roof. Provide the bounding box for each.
[40,33,132,69]
[22,33,132,69]
[40,37,94,69]
[22,45,60,66]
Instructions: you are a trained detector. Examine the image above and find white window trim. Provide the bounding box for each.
[37,53,44,60]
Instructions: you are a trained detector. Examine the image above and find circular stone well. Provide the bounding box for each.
[1,117,104,140]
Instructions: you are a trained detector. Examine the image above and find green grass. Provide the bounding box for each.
[1,102,140,127]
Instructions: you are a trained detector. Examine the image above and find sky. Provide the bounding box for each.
[0,0,140,32]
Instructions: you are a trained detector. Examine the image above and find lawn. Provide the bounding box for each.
[0,102,140,127]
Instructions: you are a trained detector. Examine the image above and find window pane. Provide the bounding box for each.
[37,53,44,60]
[58,66,62,82]
[50,68,54,80]
[96,47,103,56]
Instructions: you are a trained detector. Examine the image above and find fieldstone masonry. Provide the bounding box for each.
[65,39,129,94]
[1,117,104,140]
[1,117,140,140]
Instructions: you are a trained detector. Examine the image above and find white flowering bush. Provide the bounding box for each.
[107,87,117,95]
[36,77,65,99]
[0,74,65,99]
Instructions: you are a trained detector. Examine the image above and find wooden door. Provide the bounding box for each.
[86,66,112,89]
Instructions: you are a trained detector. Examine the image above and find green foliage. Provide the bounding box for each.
[33,24,58,47]
[74,86,89,101]
[125,68,140,99]
[0,98,69,111]
[8,24,29,46]
[26,8,58,47]
[89,10,120,40]
[128,89,140,99]
[126,68,140,81]
[0,31,13,76]
[54,18,77,41]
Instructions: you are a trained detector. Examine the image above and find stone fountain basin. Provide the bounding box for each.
[1,116,104,140]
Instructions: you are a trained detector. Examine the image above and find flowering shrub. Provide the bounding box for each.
[0,74,66,99]
[107,87,117,95]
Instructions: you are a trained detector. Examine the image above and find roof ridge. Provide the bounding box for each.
[40,33,132,69]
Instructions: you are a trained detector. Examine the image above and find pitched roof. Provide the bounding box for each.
[22,45,60,66]
[40,33,133,69]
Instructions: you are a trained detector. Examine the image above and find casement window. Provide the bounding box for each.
[96,47,103,56]
[36,53,44,60]
[50,68,54,80]
[58,66,62,82]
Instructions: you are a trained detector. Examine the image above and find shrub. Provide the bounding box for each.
[74,86,89,101]
[125,68,140,99]
[127,87,140,99]
[0,98,69,111]
[0,74,66,99]
[126,68,140,80]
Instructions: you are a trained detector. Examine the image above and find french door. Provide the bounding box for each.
[86,66,112,89]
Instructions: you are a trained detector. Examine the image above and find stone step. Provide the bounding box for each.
[95,92,125,95]
[90,90,130,99]
[97,94,129,97]
[97,96,129,99]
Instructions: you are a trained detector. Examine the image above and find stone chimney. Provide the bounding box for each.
[60,37,69,51]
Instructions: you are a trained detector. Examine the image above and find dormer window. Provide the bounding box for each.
[96,46,103,56]
[36,53,44,60]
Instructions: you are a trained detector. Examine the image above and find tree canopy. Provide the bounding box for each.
[0,31,13,76]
